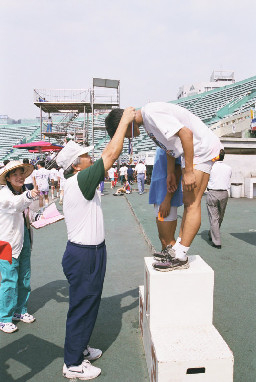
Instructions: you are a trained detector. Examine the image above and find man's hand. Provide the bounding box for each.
[121,107,136,126]
[159,198,171,218]
[167,172,177,193]
[182,170,197,191]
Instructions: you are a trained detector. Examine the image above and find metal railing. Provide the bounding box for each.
[34,89,91,103]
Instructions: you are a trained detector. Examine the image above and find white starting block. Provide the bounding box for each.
[139,256,234,382]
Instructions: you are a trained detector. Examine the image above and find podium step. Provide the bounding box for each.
[139,286,234,382]
[144,256,214,330]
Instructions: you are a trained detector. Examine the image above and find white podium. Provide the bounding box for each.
[139,256,234,382]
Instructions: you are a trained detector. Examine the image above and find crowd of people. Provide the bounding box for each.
[0,101,233,380]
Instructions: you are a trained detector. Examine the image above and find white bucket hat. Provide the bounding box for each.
[56,141,94,170]
[0,160,34,185]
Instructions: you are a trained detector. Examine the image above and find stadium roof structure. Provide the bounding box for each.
[171,75,256,126]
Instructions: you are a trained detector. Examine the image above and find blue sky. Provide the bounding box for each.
[1,0,255,119]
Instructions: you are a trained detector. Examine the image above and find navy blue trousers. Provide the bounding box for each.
[62,240,106,367]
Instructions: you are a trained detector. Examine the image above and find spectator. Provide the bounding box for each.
[135,161,146,194]
[119,163,128,184]
[46,116,53,133]
[113,179,132,195]
[49,165,59,199]
[33,161,50,210]
[206,149,232,249]
[108,166,115,189]
[0,161,39,333]
[23,159,34,190]
[58,167,66,205]
[127,165,134,184]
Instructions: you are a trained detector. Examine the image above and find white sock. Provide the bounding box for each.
[172,237,181,251]
[175,243,189,261]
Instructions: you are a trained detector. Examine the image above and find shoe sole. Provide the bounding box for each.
[0,326,18,333]
[63,371,101,380]
[153,263,190,272]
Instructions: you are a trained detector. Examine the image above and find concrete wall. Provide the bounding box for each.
[225,154,256,197]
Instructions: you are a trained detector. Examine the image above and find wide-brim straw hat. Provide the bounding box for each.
[56,140,94,170]
[0,160,34,185]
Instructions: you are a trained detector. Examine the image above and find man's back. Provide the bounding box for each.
[141,102,222,163]
[208,162,232,190]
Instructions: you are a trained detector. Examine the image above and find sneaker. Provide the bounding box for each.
[153,245,175,261]
[153,257,189,272]
[63,360,101,380]
[13,313,36,323]
[83,346,102,361]
[0,322,18,333]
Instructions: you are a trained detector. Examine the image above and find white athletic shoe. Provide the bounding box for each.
[13,313,36,323]
[83,345,102,361]
[63,360,101,380]
[0,322,18,333]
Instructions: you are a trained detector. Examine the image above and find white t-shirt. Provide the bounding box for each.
[208,162,232,190]
[135,163,146,174]
[34,168,50,191]
[141,102,222,165]
[119,166,128,176]
[108,168,115,179]
[63,170,104,246]
[49,168,59,181]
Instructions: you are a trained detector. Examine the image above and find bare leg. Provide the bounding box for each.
[39,194,44,208]
[180,169,210,247]
[156,218,177,249]
[45,194,49,206]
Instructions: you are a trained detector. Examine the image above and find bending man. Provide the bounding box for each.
[105,102,222,271]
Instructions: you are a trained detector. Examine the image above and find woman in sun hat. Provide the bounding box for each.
[0,160,40,333]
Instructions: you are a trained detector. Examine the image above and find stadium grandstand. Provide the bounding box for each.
[1,74,256,164]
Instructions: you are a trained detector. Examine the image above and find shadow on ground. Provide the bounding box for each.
[230,232,256,246]
[0,334,63,382]
[92,288,139,352]
[29,280,69,314]
[200,230,212,247]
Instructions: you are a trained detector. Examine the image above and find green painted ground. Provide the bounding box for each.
[0,184,256,381]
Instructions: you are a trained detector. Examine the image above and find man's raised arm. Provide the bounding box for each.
[102,107,135,171]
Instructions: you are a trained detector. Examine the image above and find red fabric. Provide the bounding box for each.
[0,241,12,264]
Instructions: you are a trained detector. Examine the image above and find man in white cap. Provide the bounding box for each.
[56,107,135,380]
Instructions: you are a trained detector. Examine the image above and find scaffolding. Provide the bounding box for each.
[33,78,120,150]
